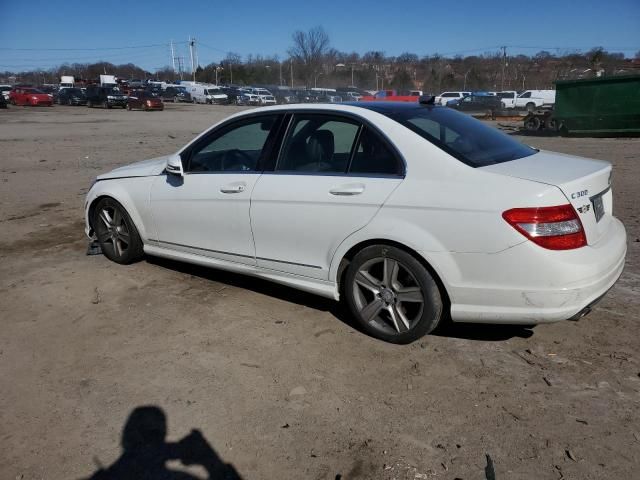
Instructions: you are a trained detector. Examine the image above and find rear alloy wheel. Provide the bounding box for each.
[92,198,144,265]
[526,102,536,112]
[345,245,443,344]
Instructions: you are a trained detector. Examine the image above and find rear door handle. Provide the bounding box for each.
[220,184,246,194]
[329,183,365,196]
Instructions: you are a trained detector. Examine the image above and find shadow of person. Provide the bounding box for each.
[84,405,242,480]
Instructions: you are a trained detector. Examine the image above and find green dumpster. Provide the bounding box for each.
[554,75,640,135]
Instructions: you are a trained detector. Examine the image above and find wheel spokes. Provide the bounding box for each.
[360,298,384,322]
[99,209,112,228]
[396,287,424,304]
[382,258,397,287]
[355,270,381,293]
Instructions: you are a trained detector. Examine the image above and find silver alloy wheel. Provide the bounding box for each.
[351,257,425,334]
[96,206,131,258]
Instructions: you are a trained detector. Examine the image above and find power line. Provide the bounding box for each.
[0,42,188,52]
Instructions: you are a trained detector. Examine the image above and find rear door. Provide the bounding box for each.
[250,113,404,280]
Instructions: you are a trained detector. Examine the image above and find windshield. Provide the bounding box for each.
[66,88,83,94]
[106,88,121,94]
[383,106,536,167]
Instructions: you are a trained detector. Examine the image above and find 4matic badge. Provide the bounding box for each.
[577,204,591,214]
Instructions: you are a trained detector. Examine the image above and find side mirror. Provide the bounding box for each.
[166,153,184,176]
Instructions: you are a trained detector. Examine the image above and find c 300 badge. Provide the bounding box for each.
[577,204,591,214]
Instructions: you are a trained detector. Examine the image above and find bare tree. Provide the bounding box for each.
[288,26,330,86]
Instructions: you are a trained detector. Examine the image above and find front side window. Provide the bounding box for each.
[277,115,360,173]
[519,91,531,98]
[187,115,279,173]
[383,106,536,167]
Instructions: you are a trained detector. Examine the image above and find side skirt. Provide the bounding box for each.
[143,243,339,300]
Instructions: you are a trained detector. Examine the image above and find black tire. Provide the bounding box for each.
[67,98,73,106]
[173,97,179,103]
[344,245,443,344]
[546,117,557,132]
[525,116,541,131]
[126,103,132,110]
[92,197,144,265]
[525,102,536,112]
[87,99,92,108]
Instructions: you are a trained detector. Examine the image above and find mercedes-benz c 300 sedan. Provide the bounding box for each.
[85,102,626,343]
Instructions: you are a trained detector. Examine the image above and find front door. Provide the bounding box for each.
[250,114,404,280]
[149,114,283,265]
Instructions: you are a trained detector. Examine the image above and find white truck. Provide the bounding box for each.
[100,75,117,87]
[60,76,75,88]
[502,90,556,111]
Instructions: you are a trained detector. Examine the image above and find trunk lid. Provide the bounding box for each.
[482,150,613,245]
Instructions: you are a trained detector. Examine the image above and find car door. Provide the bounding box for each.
[148,113,284,265]
[250,113,404,280]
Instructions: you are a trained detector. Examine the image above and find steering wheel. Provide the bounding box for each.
[221,149,254,171]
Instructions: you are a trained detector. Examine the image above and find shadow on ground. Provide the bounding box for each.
[82,405,242,480]
[146,255,534,343]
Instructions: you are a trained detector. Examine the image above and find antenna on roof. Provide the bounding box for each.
[419,95,436,105]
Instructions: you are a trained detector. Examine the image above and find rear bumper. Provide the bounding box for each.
[443,216,627,324]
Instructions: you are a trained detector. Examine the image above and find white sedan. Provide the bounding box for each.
[85,102,626,343]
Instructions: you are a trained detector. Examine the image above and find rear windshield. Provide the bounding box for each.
[383,106,536,167]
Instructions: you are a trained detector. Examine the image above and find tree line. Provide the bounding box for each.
[2,26,638,92]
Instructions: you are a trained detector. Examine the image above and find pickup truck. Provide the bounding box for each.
[502,90,555,111]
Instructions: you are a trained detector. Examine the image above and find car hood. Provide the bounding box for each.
[97,155,169,180]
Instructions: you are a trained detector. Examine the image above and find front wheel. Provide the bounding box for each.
[344,245,443,344]
[92,198,144,265]
[526,102,536,112]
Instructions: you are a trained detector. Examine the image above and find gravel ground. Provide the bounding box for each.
[1,103,639,480]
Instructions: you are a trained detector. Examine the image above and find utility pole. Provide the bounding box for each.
[290,60,293,88]
[501,46,507,91]
[189,36,197,81]
[170,40,176,73]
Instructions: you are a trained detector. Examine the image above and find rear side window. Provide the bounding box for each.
[277,115,360,173]
[349,128,402,176]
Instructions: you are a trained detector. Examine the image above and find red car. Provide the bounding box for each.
[127,91,163,111]
[9,87,53,106]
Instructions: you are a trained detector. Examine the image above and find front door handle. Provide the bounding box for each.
[220,184,246,194]
[329,183,365,196]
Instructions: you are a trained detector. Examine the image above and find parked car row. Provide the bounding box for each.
[435,90,556,111]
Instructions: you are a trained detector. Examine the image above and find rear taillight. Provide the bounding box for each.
[502,204,587,250]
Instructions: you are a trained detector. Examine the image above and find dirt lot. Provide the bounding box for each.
[1,103,639,480]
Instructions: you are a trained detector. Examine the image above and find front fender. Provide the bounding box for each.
[85,177,156,242]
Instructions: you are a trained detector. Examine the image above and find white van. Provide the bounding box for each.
[189,84,229,104]
[507,90,556,110]
[435,91,471,106]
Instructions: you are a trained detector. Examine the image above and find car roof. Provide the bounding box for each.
[236,101,424,115]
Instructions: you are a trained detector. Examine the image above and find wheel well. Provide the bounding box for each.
[336,239,451,312]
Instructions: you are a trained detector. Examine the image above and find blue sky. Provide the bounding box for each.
[1,0,638,71]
